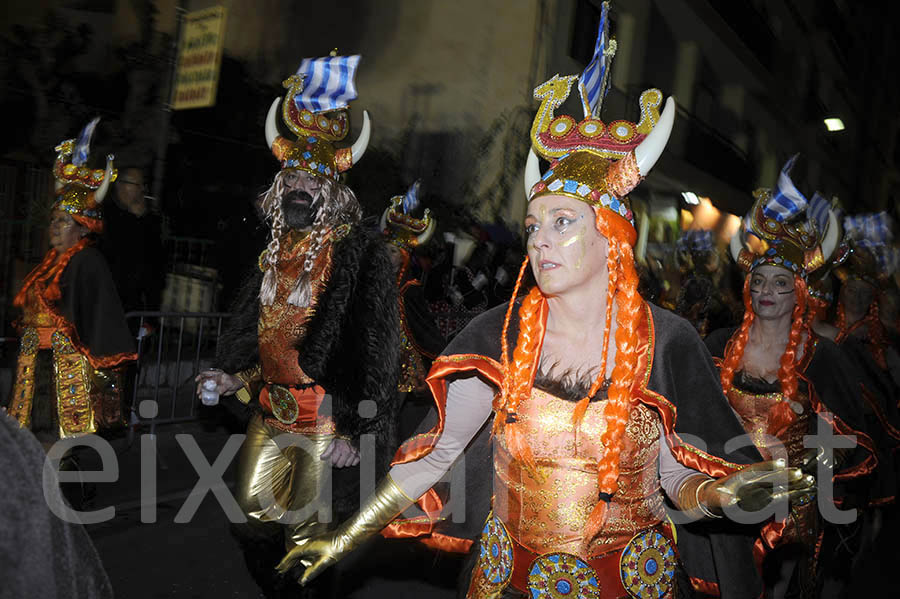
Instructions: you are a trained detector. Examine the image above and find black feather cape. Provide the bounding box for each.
[216,225,401,514]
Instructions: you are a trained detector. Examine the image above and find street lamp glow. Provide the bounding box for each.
[824,118,845,132]
[681,191,700,205]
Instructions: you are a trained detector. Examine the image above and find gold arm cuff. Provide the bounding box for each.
[235,386,252,405]
[386,473,416,504]
[677,475,721,520]
[235,364,262,388]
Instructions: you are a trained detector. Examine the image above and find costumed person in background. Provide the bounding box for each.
[707,156,877,598]
[6,119,137,448]
[673,229,736,338]
[194,55,400,598]
[827,214,900,589]
[381,181,446,436]
[833,212,900,392]
[381,180,445,394]
[277,12,814,597]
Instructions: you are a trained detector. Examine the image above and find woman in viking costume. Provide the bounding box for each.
[276,12,814,597]
[832,213,900,392]
[6,119,136,446]
[706,158,876,598]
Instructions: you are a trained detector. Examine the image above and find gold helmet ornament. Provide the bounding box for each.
[52,117,116,233]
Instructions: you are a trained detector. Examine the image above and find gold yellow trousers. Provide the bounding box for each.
[235,413,335,549]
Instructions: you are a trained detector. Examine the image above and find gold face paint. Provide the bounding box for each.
[561,230,582,247]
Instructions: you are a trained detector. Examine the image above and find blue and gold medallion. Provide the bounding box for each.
[619,530,676,598]
[527,552,601,598]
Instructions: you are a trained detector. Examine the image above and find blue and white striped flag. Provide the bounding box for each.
[578,1,616,117]
[677,230,713,252]
[73,117,100,166]
[873,246,900,274]
[763,154,808,223]
[808,192,830,235]
[293,55,361,114]
[844,212,894,244]
[402,180,421,215]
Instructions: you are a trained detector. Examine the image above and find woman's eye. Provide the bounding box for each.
[554,217,573,231]
[525,223,539,235]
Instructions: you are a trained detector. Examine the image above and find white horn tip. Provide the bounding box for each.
[635,96,676,177]
[265,97,282,149]
[524,149,542,200]
[350,110,372,166]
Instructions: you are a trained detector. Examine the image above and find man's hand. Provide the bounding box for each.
[194,369,244,398]
[320,438,359,468]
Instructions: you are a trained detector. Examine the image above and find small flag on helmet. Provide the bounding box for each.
[763,154,808,223]
[402,180,421,215]
[293,54,361,114]
[578,1,617,118]
[73,117,100,167]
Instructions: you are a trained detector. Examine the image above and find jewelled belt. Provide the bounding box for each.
[471,514,678,599]
[259,383,326,426]
[21,326,56,350]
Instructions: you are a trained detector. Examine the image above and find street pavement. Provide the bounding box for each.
[75,411,462,598]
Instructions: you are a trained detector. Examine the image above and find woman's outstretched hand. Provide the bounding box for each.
[274,475,416,586]
[702,458,816,514]
[276,531,341,585]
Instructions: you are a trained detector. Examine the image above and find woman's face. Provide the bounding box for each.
[748,264,797,320]
[384,242,407,272]
[840,278,875,316]
[524,194,608,297]
[48,209,86,253]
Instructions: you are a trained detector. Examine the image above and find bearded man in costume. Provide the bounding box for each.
[7,119,136,446]
[276,9,815,598]
[195,55,400,597]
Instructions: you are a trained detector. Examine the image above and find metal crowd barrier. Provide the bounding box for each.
[124,311,230,434]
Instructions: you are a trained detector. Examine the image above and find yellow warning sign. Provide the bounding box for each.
[173,6,227,110]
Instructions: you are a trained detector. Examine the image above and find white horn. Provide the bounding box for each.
[634,97,676,177]
[349,110,371,166]
[417,212,436,246]
[821,209,840,262]
[265,97,281,149]
[94,155,115,205]
[729,229,744,263]
[523,148,542,199]
[380,206,390,233]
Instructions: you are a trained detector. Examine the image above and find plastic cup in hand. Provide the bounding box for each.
[201,378,220,406]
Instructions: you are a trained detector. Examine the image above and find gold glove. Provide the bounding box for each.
[275,474,415,585]
[700,459,816,515]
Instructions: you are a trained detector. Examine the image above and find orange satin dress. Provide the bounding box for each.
[9,285,97,438]
[468,388,678,599]
[726,374,817,549]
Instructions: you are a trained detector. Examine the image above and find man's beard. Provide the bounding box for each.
[281,190,317,230]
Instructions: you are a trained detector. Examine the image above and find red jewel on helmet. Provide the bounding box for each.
[625,209,633,220]
[590,189,602,202]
